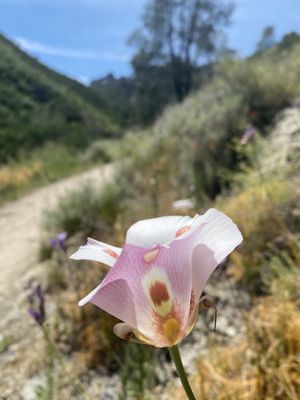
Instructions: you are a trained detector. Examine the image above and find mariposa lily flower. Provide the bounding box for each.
[70,208,242,348]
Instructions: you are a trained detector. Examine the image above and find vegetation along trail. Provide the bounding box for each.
[0,164,115,322]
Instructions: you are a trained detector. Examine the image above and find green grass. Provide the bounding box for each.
[0,144,85,204]
[0,335,12,353]
[0,140,120,205]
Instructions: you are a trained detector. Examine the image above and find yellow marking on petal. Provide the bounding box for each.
[175,225,191,237]
[163,318,180,343]
[144,249,159,263]
[155,299,173,316]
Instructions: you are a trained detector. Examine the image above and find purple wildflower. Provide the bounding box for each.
[50,231,67,250]
[240,125,257,145]
[28,284,46,326]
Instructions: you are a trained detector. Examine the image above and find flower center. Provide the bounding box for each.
[163,318,180,343]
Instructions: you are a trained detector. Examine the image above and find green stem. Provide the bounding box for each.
[169,345,197,400]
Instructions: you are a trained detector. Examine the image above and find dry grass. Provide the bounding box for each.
[171,291,300,400]
[0,160,43,196]
[217,179,300,292]
[220,180,288,236]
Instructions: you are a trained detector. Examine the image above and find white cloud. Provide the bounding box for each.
[15,37,129,62]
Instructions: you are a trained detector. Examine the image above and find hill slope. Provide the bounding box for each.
[0,34,118,162]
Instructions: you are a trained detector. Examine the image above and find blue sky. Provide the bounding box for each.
[0,0,299,84]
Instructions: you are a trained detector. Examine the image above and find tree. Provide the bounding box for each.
[256,26,276,52]
[129,0,233,102]
[131,49,175,124]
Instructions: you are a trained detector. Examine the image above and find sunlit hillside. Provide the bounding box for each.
[0,34,118,163]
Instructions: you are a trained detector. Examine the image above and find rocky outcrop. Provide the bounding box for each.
[263,105,300,176]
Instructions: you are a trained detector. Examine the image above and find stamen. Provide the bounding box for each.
[199,294,218,332]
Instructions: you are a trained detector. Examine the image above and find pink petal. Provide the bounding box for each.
[191,208,243,298]
[70,237,121,267]
[78,237,196,347]
[79,278,137,328]
[126,215,193,247]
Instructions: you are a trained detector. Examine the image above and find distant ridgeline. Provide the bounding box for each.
[90,64,213,127]
[91,32,300,128]
[0,34,119,163]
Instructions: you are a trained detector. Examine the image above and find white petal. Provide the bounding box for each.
[126,215,193,248]
[191,208,243,298]
[70,237,122,267]
[193,209,242,261]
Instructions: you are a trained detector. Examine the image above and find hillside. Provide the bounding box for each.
[91,73,136,127]
[0,34,119,163]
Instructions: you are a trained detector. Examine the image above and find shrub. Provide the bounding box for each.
[119,343,156,400]
[29,143,80,182]
[218,179,298,293]
[43,182,126,238]
[81,139,122,164]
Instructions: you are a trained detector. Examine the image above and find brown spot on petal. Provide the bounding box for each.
[144,249,159,263]
[149,281,170,307]
[104,249,119,259]
[175,225,191,237]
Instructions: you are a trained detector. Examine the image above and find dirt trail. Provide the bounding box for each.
[0,164,115,321]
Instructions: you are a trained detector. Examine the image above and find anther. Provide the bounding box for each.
[199,294,218,332]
